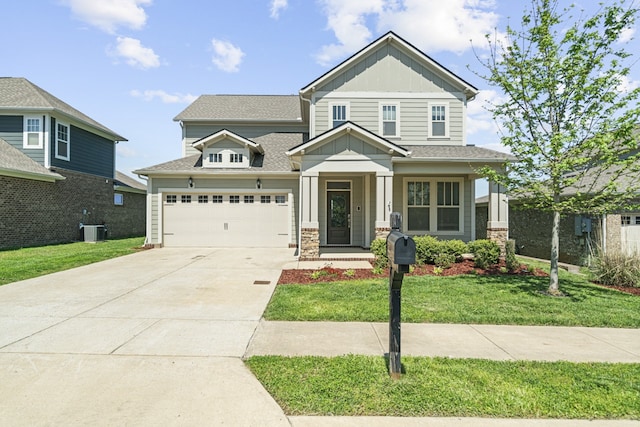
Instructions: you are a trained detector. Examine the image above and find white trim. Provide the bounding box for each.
[428,102,450,139]
[54,120,70,161]
[402,177,465,236]
[325,180,353,246]
[23,115,44,149]
[364,174,371,247]
[470,179,476,240]
[328,101,350,129]
[379,102,400,138]
[318,91,462,99]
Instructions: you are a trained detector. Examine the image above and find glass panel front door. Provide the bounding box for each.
[327,191,350,245]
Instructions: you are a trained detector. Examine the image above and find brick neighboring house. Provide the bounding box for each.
[0,78,145,249]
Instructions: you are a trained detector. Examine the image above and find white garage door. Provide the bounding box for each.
[163,193,290,247]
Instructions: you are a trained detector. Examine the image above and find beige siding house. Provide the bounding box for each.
[135,32,512,259]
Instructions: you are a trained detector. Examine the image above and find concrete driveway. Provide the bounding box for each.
[0,247,297,426]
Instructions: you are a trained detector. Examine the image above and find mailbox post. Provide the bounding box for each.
[386,212,416,378]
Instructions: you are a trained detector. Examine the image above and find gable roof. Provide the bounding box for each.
[0,138,64,182]
[174,95,302,122]
[114,171,146,192]
[192,129,265,154]
[299,31,478,99]
[0,77,126,141]
[286,121,410,157]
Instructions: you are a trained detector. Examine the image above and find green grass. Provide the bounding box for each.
[265,268,640,327]
[246,355,640,419]
[0,237,145,286]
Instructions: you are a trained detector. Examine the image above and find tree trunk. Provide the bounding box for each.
[549,210,560,294]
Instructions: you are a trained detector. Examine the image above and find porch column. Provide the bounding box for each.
[487,181,508,254]
[375,171,394,240]
[300,171,320,259]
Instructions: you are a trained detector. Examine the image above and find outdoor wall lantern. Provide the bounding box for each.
[188,177,194,188]
[256,178,262,189]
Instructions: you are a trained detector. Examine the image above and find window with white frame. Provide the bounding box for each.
[275,195,286,204]
[114,193,124,206]
[405,178,463,233]
[261,195,271,204]
[244,195,254,204]
[24,116,43,148]
[209,153,222,163]
[211,195,223,203]
[166,195,177,204]
[198,195,208,203]
[381,104,398,137]
[230,195,240,204]
[181,195,192,203]
[330,103,348,128]
[430,104,448,137]
[230,153,243,163]
[55,122,70,160]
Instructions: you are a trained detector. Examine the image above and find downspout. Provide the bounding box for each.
[298,174,303,258]
[601,214,607,254]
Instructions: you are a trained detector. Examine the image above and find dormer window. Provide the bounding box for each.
[209,153,222,163]
[230,153,243,163]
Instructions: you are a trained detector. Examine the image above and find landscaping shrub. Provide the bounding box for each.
[414,235,441,264]
[505,239,519,271]
[468,239,500,269]
[439,239,468,260]
[590,252,640,288]
[370,238,388,269]
[434,253,456,269]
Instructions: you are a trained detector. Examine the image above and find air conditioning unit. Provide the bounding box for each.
[82,225,106,242]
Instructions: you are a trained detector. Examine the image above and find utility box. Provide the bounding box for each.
[574,216,592,236]
[82,225,107,242]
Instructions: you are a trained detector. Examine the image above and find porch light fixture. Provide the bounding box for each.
[188,177,194,188]
[256,178,262,189]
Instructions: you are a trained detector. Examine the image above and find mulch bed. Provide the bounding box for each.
[277,260,548,285]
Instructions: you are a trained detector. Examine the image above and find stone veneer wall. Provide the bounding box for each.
[374,227,391,241]
[0,168,145,249]
[300,228,320,260]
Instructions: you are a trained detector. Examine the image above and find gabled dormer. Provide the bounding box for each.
[192,129,264,169]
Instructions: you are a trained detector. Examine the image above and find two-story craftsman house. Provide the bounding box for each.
[135,32,511,259]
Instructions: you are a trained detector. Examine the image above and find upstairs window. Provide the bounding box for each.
[55,122,70,161]
[24,116,43,148]
[209,153,222,163]
[230,153,243,163]
[430,104,448,137]
[331,103,348,128]
[381,104,398,137]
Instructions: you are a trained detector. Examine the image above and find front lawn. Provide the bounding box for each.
[0,237,146,286]
[265,268,640,327]
[246,355,640,419]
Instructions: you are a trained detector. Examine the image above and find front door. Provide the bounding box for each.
[327,191,350,244]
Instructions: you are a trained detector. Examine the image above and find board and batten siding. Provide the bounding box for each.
[183,124,307,156]
[148,176,299,246]
[0,114,46,165]
[50,119,115,178]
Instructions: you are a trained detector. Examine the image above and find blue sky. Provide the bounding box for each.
[3,0,639,194]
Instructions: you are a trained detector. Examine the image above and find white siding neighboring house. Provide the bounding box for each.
[135,32,513,259]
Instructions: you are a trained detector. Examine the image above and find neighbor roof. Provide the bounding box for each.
[404,145,516,162]
[0,138,64,182]
[174,95,302,122]
[0,77,126,141]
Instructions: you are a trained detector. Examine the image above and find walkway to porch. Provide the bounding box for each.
[285,247,375,270]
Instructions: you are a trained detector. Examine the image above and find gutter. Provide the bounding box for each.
[0,167,65,182]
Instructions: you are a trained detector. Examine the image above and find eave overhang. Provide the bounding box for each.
[191,129,265,154]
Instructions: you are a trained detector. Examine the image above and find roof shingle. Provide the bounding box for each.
[173,95,302,122]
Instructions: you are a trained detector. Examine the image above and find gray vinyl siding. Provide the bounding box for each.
[50,121,115,178]
[314,97,465,145]
[149,176,299,245]
[318,44,460,94]
[184,124,307,156]
[0,114,45,164]
[392,175,472,242]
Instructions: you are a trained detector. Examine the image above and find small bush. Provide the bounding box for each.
[370,238,388,269]
[468,239,500,269]
[505,239,519,271]
[590,252,640,288]
[434,253,456,269]
[440,239,468,260]
[414,235,441,264]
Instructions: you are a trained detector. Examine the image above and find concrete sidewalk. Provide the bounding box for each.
[246,321,640,362]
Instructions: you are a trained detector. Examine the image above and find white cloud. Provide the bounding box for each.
[315,0,500,66]
[270,0,288,19]
[113,37,160,69]
[130,89,197,104]
[616,74,640,94]
[63,0,152,34]
[619,26,635,43]
[211,39,245,72]
[117,145,138,158]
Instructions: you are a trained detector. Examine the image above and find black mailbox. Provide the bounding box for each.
[387,231,416,273]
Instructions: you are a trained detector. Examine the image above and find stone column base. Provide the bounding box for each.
[300,228,320,260]
[374,227,391,241]
[487,227,508,257]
